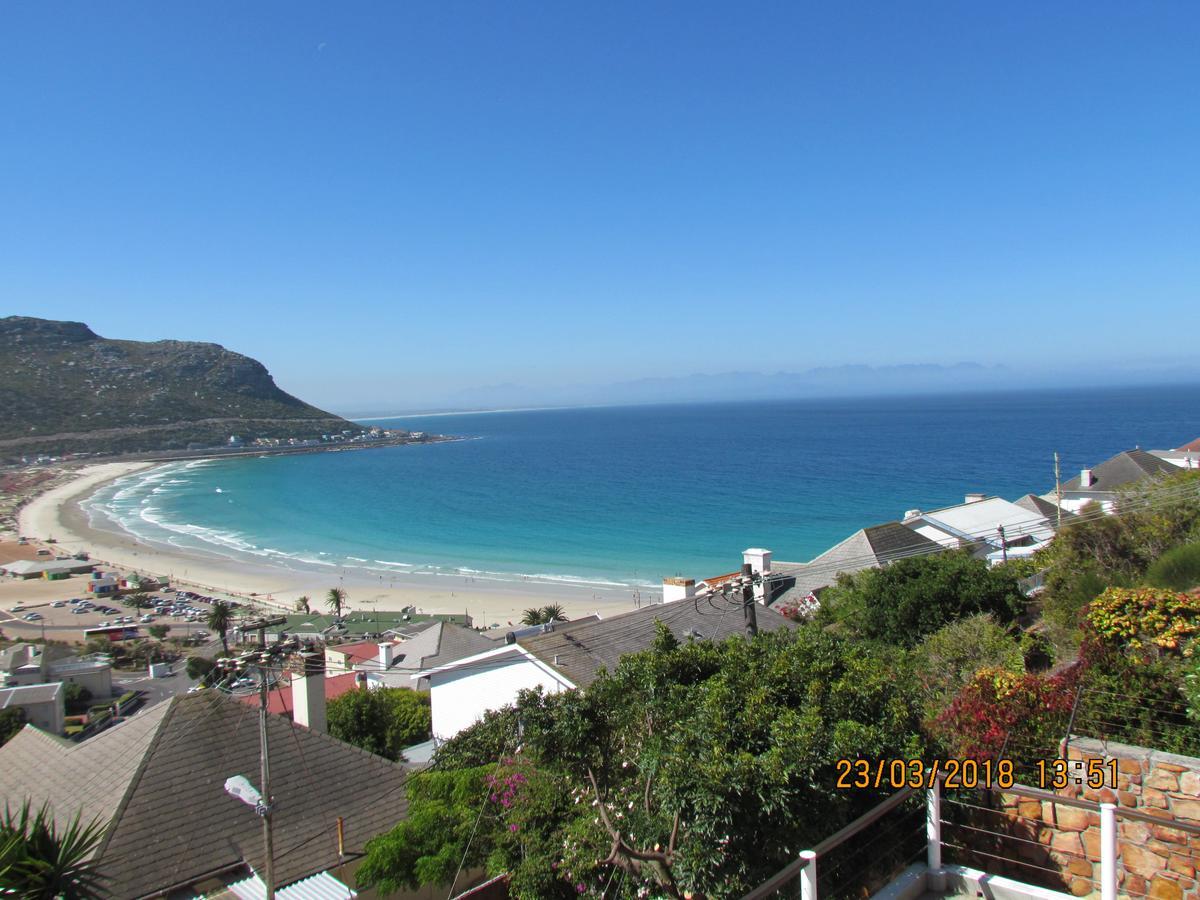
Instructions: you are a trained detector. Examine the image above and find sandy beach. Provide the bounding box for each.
[16,462,645,626]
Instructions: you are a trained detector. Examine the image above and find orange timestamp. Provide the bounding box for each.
[834,758,1120,791]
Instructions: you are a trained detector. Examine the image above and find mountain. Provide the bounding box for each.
[0,317,356,458]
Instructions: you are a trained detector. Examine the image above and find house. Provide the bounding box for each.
[0,690,410,898]
[1013,493,1074,527]
[353,621,499,690]
[237,669,366,725]
[325,639,385,673]
[0,642,113,696]
[0,682,65,734]
[902,494,1056,557]
[768,522,943,609]
[417,599,796,740]
[245,610,472,644]
[0,558,95,579]
[1150,438,1200,470]
[1054,448,1180,512]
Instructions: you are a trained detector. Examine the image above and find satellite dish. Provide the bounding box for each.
[224,775,262,808]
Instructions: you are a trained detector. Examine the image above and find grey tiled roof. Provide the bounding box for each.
[0,682,63,705]
[1013,493,1073,523]
[771,522,942,600]
[0,691,409,899]
[1061,449,1179,493]
[517,598,796,689]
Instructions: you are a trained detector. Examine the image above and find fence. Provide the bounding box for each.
[742,777,1200,900]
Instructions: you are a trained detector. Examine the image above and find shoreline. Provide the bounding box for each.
[16,462,646,626]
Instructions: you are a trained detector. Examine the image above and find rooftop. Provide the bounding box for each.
[0,682,62,705]
[1060,448,1179,493]
[515,598,797,689]
[0,691,409,898]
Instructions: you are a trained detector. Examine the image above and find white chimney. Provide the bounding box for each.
[661,578,696,604]
[1080,468,1095,488]
[378,641,395,669]
[743,548,772,605]
[903,509,923,521]
[291,652,326,734]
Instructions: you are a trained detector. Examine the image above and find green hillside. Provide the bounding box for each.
[0,316,357,457]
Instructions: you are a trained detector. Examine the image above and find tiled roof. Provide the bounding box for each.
[1013,493,1073,523]
[772,522,942,600]
[238,672,365,716]
[1175,437,1200,453]
[327,641,380,663]
[1061,449,1179,493]
[517,599,796,689]
[0,691,409,899]
[0,682,63,705]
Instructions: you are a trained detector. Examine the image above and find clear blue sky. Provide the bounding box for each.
[2,3,1197,411]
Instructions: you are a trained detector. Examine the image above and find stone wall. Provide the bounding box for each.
[979,738,1200,899]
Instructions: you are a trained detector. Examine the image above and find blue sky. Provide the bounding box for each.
[2,3,1197,412]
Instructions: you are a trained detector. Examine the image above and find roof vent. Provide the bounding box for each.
[904,509,923,520]
[964,493,986,504]
[1080,468,1095,488]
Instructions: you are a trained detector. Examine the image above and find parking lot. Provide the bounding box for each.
[0,569,233,645]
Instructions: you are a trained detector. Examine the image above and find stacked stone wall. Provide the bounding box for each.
[979,738,1200,899]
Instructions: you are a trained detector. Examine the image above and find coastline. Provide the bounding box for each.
[16,462,644,625]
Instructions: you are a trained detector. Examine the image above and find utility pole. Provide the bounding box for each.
[997,525,1008,564]
[1054,452,1063,530]
[258,670,276,900]
[741,562,758,639]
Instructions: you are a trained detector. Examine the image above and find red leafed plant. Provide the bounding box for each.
[934,665,1079,761]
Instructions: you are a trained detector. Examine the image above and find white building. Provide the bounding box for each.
[902,494,1056,557]
[0,682,65,734]
[417,598,796,740]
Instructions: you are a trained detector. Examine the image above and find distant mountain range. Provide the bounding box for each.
[359,362,1013,415]
[0,317,355,458]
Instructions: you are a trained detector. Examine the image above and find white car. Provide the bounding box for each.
[140,615,154,623]
[9,605,26,613]
[51,601,65,608]
[98,621,110,627]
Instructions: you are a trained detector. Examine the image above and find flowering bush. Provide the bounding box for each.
[1083,586,1200,660]
[933,666,1078,761]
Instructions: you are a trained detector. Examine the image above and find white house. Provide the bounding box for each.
[902,494,1056,557]
[0,682,65,734]
[417,598,796,740]
[1053,449,1180,513]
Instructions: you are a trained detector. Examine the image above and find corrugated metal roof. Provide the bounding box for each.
[226,869,356,899]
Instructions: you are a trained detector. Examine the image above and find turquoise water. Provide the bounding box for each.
[83,386,1200,588]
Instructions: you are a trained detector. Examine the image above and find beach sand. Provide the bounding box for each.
[16,462,645,626]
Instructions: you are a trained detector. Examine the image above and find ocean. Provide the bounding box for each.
[83,385,1199,589]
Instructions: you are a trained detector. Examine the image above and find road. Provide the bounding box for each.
[113,636,223,709]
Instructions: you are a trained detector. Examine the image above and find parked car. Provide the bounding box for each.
[23,613,42,621]
[51,600,65,608]
[98,621,110,627]
[9,605,26,613]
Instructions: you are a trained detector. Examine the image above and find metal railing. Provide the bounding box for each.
[741,776,1200,900]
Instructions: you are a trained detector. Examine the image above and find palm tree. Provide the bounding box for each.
[326,587,348,619]
[206,600,232,655]
[540,603,567,623]
[0,801,107,898]
[519,604,568,626]
[295,595,311,614]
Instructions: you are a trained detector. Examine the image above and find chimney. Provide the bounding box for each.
[661,577,696,604]
[1080,468,1095,488]
[743,548,772,605]
[291,652,326,734]
[964,493,986,504]
[378,641,395,670]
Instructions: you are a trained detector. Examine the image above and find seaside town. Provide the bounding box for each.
[2,436,1199,898]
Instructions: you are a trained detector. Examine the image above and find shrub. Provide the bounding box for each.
[911,614,1025,719]
[1144,542,1200,592]
[185,656,215,681]
[1083,586,1200,661]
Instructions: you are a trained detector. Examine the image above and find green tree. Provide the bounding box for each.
[148,624,170,640]
[206,600,232,655]
[126,591,153,610]
[185,656,216,682]
[1144,542,1200,592]
[295,595,311,614]
[326,587,348,619]
[62,683,92,715]
[818,550,1025,646]
[910,613,1025,719]
[327,688,431,761]
[540,603,567,623]
[519,607,545,626]
[0,708,27,747]
[360,627,926,899]
[0,801,106,899]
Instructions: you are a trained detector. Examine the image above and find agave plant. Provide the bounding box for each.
[0,800,107,899]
